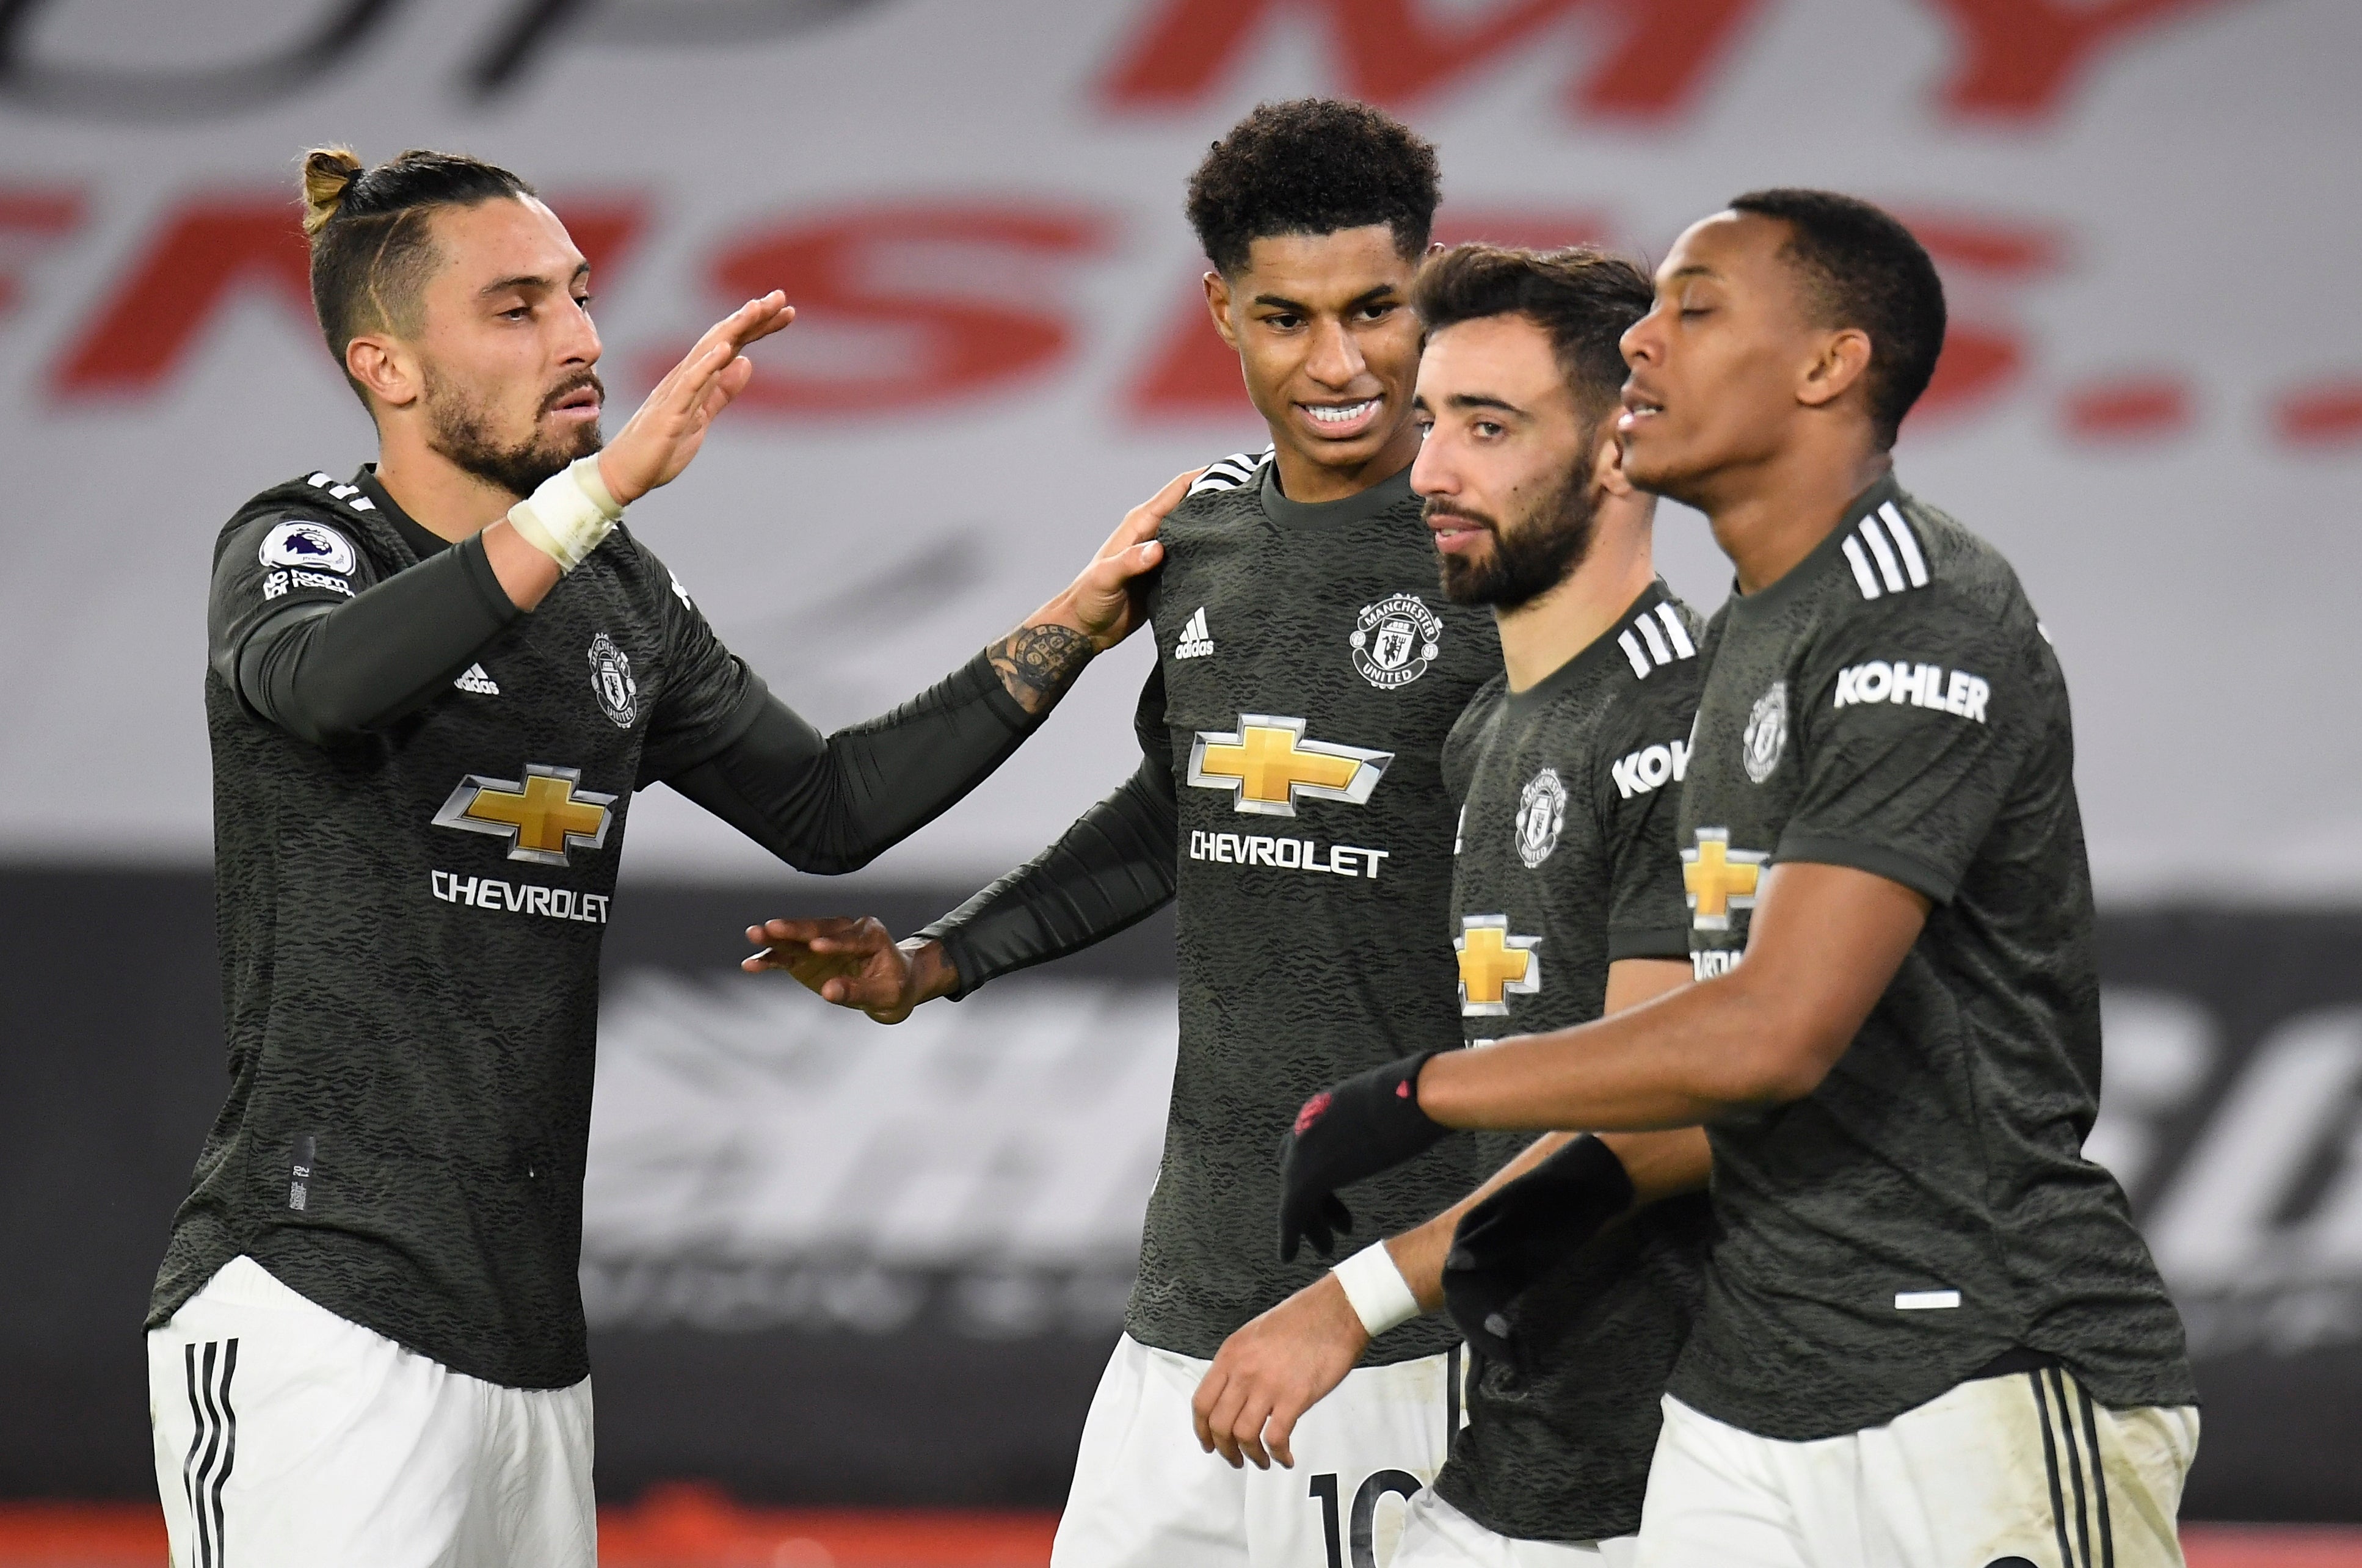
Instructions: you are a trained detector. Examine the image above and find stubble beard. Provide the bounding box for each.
[424,365,605,502]
[1433,460,1601,612]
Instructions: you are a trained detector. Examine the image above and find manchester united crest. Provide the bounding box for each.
[1743,680,1787,784]
[587,632,639,728]
[1516,768,1568,868]
[1349,592,1442,691]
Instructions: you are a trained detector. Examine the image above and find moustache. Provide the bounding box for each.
[540,372,606,416]
[1422,499,1497,534]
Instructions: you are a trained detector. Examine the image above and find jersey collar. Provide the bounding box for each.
[1502,577,1677,717]
[1256,458,1417,530]
[1723,471,1905,623]
[352,466,459,563]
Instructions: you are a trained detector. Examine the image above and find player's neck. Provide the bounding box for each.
[1494,506,1658,694]
[1704,435,1891,596]
[1265,416,1422,504]
[372,430,526,545]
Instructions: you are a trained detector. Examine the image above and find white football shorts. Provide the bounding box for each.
[1394,1487,1637,1567]
[147,1255,595,1568]
[1050,1331,1460,1568]
[1635,1367,2200,1568]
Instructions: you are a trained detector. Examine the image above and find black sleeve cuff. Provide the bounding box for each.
[1607,927,1693,963]
[1774,833,1959,907]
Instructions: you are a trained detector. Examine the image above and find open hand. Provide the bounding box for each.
[1058,468,1199,651]
[741,915,948,1024]
[597,292,796,505]
[1191,1274,1368,1470]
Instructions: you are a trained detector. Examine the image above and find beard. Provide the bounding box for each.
[423,366,605,500]
[1431,460,1600,611]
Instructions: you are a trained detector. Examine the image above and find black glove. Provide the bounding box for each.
[1277,1051,1447,1263]
[1442,1134,1634,1371]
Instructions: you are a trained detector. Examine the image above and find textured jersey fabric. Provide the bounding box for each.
[1428,581,1710,1544]
[160,466,1032,1389]
[1670,474,2195,1439]
[1130,454,1501,1363]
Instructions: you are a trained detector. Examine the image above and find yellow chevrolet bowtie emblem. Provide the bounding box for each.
[434,764,617,866]
[1456,915,1541,1017]
[1187,715,1392,818]
[1682,827,1766,931]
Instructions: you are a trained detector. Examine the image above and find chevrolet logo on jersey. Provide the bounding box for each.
[433,765,617,867]
[1456,915,1541,1017]
[1683,827,1766,931]
[1186,716,1392,818]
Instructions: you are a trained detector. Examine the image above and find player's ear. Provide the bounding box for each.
[1797,326,1872,412]
[346,332,423,412]
[1593,416,1637,499]
[1202,270,1241,352]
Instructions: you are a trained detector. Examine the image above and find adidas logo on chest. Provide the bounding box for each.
[1174,606,1215,660]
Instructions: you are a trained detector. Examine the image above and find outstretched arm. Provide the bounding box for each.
[222,294,794,745]
[1275,864,1926,1247]
[1192,960,1701,1470]
[745,661,1179,1015]
[1417,863,1925,1131]
[658,474,1188,878]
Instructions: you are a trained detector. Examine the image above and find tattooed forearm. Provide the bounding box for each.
[987,622,1095,715]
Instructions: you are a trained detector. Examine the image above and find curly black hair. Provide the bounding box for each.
[1729,189,1947,451]
[1185,98,1441,276]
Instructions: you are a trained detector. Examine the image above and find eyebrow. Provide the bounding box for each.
[1662,264,1718,285]
[1413,390,1529,417]
[1250,282,1400,313]
[479,260,590,299]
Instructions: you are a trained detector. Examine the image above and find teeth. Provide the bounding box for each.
[1306,399,1376,425]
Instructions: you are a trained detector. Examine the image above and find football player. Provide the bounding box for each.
[1192,243,1711,1568]
[1277,192,2199,1567]
[145,146,1179,1568]
[749,101,1499,1567]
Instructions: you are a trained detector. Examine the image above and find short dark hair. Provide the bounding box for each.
[1185,98,1441,276]
[1728,189,1946,449]
[299,145,537,402]
[1411,242,1655,419]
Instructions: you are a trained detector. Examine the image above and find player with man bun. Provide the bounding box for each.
[145,145,1179,1567]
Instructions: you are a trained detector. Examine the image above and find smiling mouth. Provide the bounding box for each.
[1299,397,1381,435]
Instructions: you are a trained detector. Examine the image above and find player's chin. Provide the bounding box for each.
[543,416,604,462]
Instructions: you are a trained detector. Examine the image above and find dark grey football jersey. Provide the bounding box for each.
[158,468,760,1389]
[1130,454,1500,1362]
[1670,475,2195,1439]
[1428,581,1709,1544]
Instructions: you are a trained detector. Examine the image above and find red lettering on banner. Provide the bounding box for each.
[2273,381,2362,449]
[705,206,1108,416]
[1927,0,2255,119]
[550,198,649,284]
[1894,213,2065,424]
[53,198,309,397]
[0,190,83,318]
[51,193,642,399]
[1128,209,1611,421]
[1100,0,1762,121]
[2063,374,2192,440]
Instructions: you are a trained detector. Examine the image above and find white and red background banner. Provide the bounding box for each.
[1,0,2359,1526]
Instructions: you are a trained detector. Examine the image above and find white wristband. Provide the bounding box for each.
[507,455,623,572]
[1332,1242,1422,1338]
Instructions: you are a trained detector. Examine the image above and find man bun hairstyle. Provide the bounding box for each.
[1728,189,1946,450]
[1186,98,1441,276]
[1412,242,1655,418]
[299,145,536,401]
